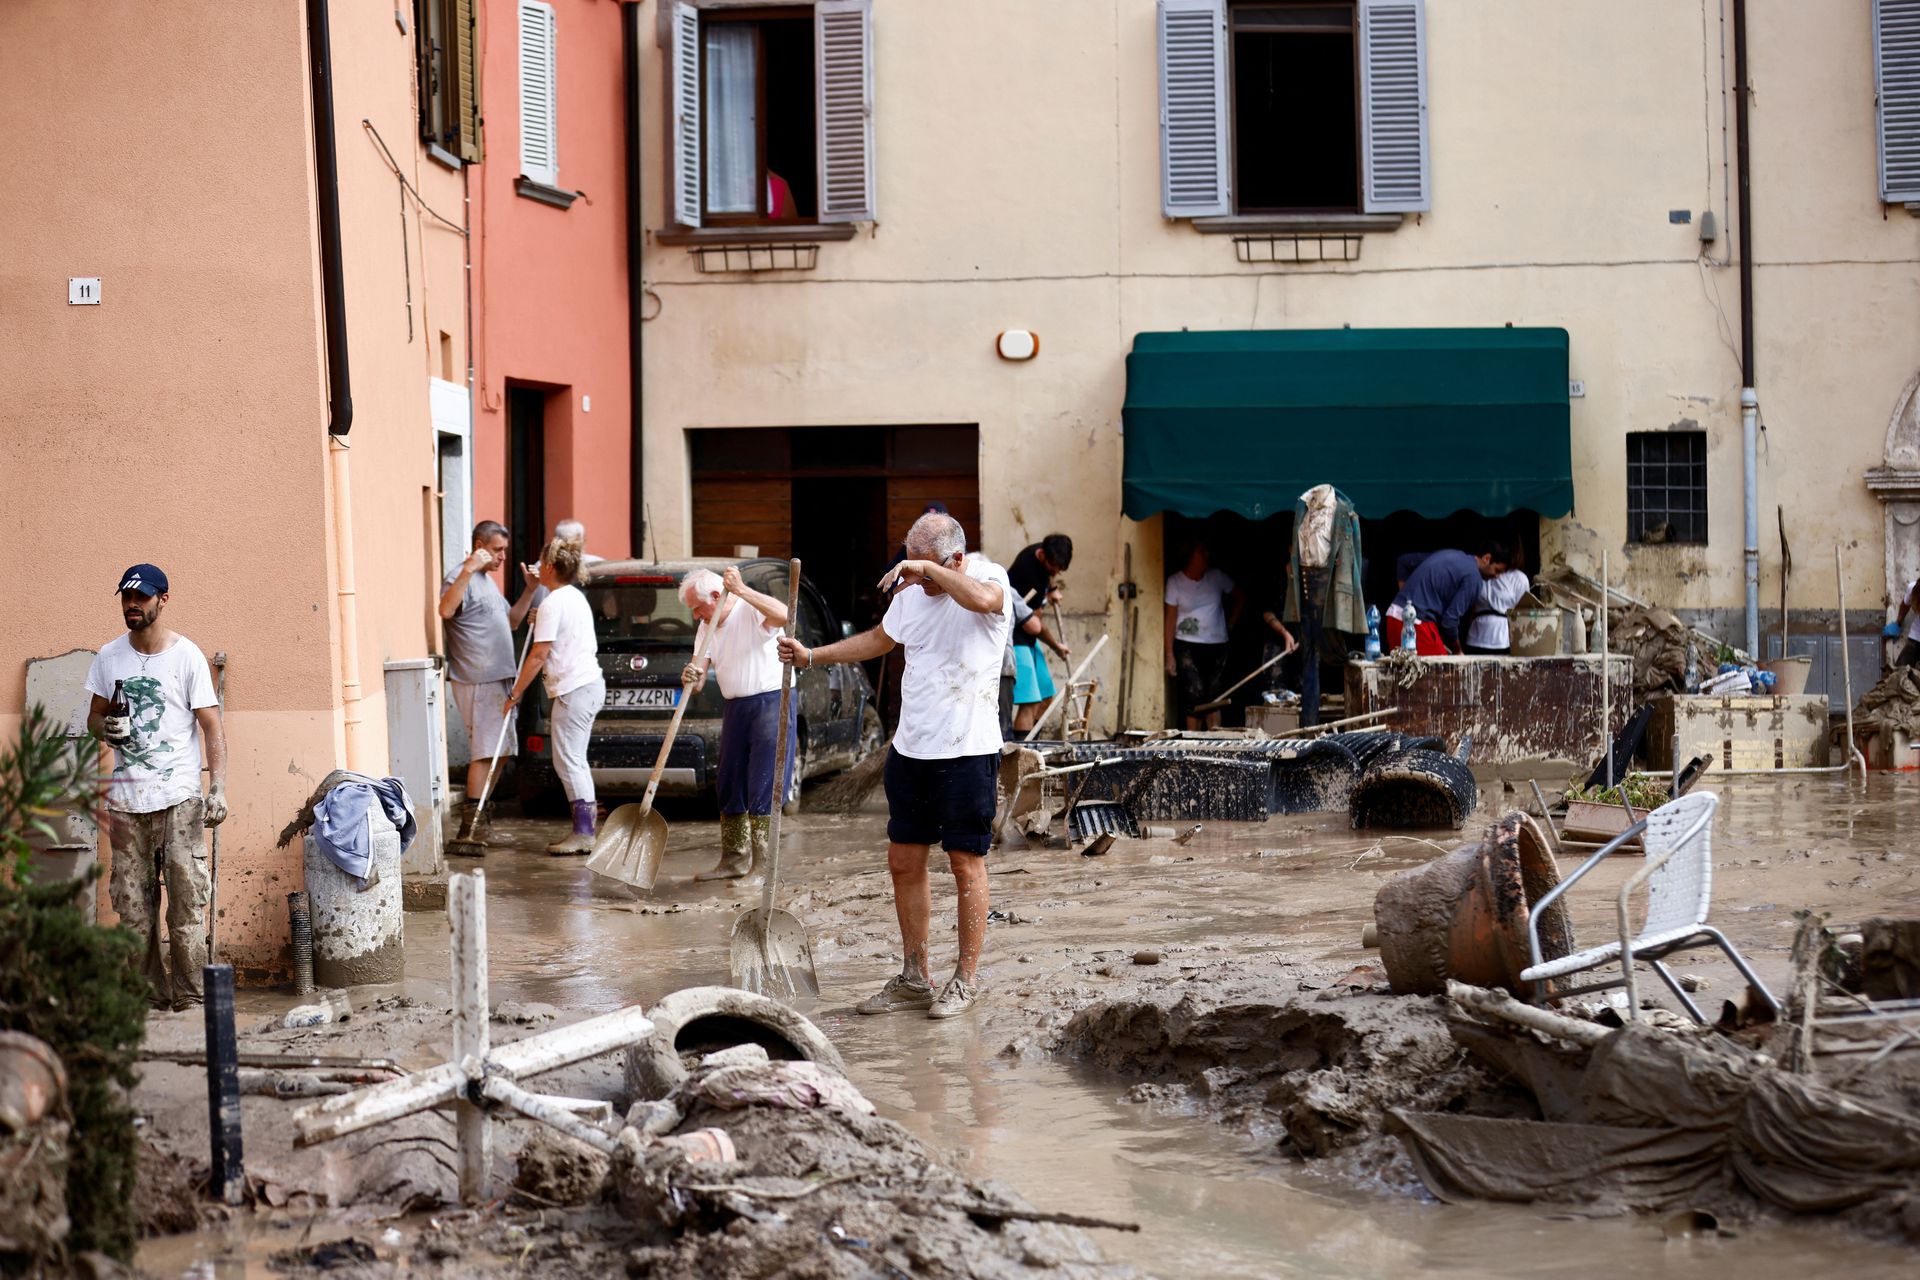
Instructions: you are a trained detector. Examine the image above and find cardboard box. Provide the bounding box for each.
[1246,704,1300,735]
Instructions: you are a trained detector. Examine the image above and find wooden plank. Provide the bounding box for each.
[450,871,491,1204]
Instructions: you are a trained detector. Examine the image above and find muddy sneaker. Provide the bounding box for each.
[855,974,935,1015]
[927,976,980,1019]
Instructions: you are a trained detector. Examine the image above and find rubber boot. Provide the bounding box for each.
[448,801,485,856]
[748,815,771,877]
[547,798,596,855]
[695,814,754,880]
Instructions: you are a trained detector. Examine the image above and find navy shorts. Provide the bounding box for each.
[716,690,797,816]
[882,747,998,855]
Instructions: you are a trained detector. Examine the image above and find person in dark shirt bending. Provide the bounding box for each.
[1385,542,1509,655]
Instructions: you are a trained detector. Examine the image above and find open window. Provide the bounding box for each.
[1158,0,1428,218]
[670,0,875,229]
[417,0,483,163]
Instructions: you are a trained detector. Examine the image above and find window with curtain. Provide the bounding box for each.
[698,9,818,223]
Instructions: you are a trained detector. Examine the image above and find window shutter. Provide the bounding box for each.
[1358,0,1429,213]
[1158,0,1229,219]
[518,0,558,187]
[454,0,483,163]
[815,0,876,223]
[1876,0,1920,202]
[670,1,701,228]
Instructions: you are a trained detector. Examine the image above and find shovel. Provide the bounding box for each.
[730,558,819,999]
[587,589,729,891]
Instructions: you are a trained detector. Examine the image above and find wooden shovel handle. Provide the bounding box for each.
[762,560,800,916]
[639,588,728,815]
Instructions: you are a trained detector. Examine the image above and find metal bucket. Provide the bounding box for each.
[303,804,404,987]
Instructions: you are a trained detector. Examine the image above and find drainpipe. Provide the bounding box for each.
[623,1,647,560]
[308,0,369,768]
[1733,0,1759,658]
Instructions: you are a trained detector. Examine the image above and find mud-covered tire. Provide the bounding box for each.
[623,985,848,1103]
[782,729,807,816]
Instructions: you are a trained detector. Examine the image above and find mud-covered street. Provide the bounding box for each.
[133,773,1920,1278]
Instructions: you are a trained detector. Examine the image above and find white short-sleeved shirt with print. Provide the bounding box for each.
[882,557,1013,760]
[532,584,602,698]
[84,634,218,814]
[1166,569,1235,645]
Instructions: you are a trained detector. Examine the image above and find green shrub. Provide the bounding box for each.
[0,705,149,1261]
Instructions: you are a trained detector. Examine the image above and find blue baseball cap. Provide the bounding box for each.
[115,564,168,597]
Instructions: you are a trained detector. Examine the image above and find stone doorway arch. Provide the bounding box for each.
[1866,370,1920,612]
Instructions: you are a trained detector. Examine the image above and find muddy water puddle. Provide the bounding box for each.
[142,777,1919,1276]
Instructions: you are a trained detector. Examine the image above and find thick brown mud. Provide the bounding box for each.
[135,773,1920,1277]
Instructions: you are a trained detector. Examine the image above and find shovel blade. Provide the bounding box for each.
[585,804,667,891]
[728,907,820,1001]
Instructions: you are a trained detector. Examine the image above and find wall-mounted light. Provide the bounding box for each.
[996,330,1039,361]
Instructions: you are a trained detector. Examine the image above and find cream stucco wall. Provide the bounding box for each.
[2,1,469,980]
[637,0,1919,730]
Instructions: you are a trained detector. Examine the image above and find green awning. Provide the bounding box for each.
[1122,328,1573,521]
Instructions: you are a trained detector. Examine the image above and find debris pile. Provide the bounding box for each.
[615,1045,1120,1278]
[1855,664,1920,737]
[1398,982,1920,1242]
[1605,604,1712,699]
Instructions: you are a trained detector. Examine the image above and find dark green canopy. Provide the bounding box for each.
[1122,328,1573,521]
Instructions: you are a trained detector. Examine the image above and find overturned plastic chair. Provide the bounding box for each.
[1520,791,1780,1024]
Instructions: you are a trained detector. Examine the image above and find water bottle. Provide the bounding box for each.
[1364,605,1382,661]
[1400,603,1420,652]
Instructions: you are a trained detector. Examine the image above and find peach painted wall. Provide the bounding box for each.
[2,1,470,982]
[474,0,635,558]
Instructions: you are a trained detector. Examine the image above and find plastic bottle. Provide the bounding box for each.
[1400,603,1420,652]
[1364,605,1382,660]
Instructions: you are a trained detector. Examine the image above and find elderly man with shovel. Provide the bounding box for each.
[778,511,1012,1019]
[681,565,794,880]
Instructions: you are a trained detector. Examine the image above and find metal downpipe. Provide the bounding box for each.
[1742,387,1760,658]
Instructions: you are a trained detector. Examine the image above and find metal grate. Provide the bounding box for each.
[1234,234,1361,264]
[1626,430,1708,544]
[690,243,820,274]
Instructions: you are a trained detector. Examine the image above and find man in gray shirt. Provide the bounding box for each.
[438,520,541,847]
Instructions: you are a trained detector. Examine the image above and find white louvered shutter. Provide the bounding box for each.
[517,0,558,187]
[816,0,876,223]
[671,2,702,227]
[1358,0,1429,213]
[1876,0,1920,202]
[1158,0,1229,218]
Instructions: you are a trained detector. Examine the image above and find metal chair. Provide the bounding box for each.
[1520,791,1780,1024]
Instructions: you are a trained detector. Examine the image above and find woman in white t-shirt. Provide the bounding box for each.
[506,540,606,853]
[1164,540,1244,729]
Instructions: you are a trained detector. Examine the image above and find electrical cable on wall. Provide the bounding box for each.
[362,118,469,236]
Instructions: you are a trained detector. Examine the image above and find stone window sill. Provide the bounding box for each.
[515,178,580,210]
[653,224,856,246]
[426,142,463,172]
[1192,213,1404,235]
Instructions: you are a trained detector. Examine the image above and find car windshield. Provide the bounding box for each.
[587,575,700,646]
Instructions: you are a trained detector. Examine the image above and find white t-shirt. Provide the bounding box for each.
[533,584,602,698]
[1467,570,1532,650]
[696,598,783,700]
[882,556,1012,760]
[1166,569,1235,645]
[84,634,218,814]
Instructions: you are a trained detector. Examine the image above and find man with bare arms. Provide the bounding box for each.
[778,512,1011,1018]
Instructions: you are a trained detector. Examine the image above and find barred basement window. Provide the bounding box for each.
[1626,431,1708,545]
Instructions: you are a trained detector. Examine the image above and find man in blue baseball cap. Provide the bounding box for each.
[84,563,227,1009]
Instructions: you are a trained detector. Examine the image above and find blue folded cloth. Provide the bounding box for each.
[309,772,417,883]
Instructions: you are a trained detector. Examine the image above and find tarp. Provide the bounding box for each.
[1121,328,1574,521]
[1393,1022,1920,1215]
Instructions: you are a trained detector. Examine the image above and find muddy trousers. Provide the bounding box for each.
[108,797,208,1008]
[550,679,606,806]
[1299,568,1326,727]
